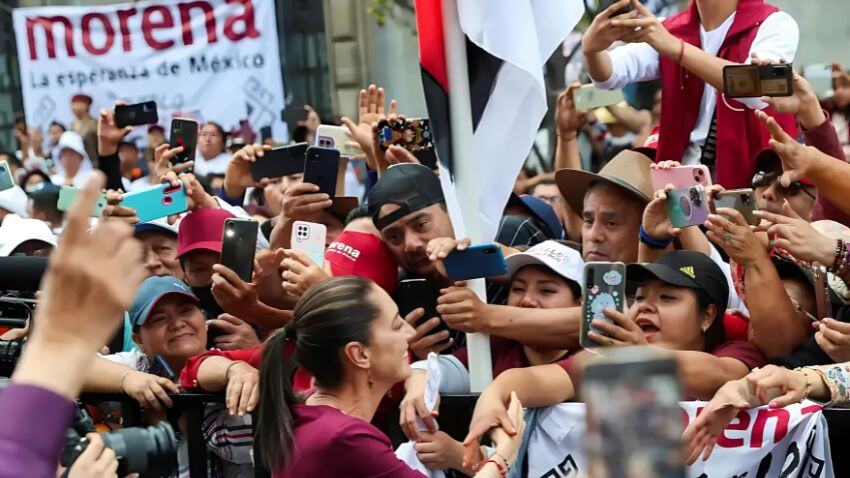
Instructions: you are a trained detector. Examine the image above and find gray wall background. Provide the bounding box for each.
[772,0,850,67]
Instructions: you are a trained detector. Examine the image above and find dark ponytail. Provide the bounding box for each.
[256,276,383,472]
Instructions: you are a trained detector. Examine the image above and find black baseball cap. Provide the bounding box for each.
[772,254,847,306]
[367,164,445,231]
[627,250,729,317]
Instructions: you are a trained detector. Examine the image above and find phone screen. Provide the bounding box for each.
[220,219,258,283]
[583,348,684,478]
[581,262,626,348]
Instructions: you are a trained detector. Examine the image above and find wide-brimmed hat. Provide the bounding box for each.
[555,150,654,216]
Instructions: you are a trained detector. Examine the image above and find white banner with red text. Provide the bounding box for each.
[519,401,833,478]
[13,0,286,140]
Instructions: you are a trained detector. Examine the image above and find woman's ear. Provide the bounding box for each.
[131,332,146,353]
[342,341,370,372]
[700,304,718,333]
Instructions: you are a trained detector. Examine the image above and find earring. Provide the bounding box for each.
[367,369,374,388]
[702,324,709,333]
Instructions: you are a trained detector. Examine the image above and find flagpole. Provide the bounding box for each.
[440,0,493,393]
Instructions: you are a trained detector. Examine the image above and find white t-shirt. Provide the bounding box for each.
[593,11,799,165]
[193,151,230,177]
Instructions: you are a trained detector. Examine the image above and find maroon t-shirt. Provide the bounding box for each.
[711,340,766,370]
[453,336,573,378]
[275,405,425,478]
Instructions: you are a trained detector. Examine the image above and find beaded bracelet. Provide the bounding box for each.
[831,240,850,279]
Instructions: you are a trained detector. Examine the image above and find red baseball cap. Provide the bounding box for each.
[71,93,93,105]
[324,231,398,294]
[177,208,236,257]
[633,124,660,159]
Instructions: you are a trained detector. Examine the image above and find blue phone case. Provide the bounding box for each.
[120,182,189,223]
[443,244,508,280]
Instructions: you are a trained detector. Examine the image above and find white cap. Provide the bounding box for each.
[0,215,57,256]
[505,240,584,286]
[0,186,29,218]
[57,131,86,158]
[134,216,180,236]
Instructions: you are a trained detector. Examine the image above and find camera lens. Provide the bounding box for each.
[100,422,178,477]
[679,196,692,219]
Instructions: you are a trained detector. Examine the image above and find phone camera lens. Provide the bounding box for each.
[679,196,692,218]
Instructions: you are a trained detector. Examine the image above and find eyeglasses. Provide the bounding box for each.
[751,170,815,200]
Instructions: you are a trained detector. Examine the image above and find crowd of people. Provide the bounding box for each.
[3,0,850,476]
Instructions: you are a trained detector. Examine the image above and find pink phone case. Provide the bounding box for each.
[650,166,712,192]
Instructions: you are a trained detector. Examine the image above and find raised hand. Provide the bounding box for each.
[756,202,837,264]
[97,102,133,156]
[280,249,330,298]
[152,143,192,182]
[705,208,766,267]
[556,83,587,138]
[582,0,640,54]
[756,110,819,187]
[405,308,454,360]
[341,85,397,171]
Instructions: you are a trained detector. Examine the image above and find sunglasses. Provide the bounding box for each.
[751,170,815,200]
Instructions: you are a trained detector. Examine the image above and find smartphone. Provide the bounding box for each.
[582,347,685,478]
[812,264,833,321]
[666,185,710,229]
[315,125,363,157]
[114,102,158,128]
[580,262,627,349]
[120,181,189,223]
[712,188,758,226]
[598,0,633,16]
[399,278,450,341]
[250,142,308,181]
[283,105,309,129]
[572,84,625,111]
[804,63,834,100]
[377,118,434,152]
[443,243,508,280]
[723,64,793,98]
[220,218,258,283]
[650,165,712,191]
[169,118,199,166]
[0,161,13,192]
[291,221,327,267]
[57,186,107,217]
[303,146,340,198]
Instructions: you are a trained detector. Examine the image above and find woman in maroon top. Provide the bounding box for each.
[254,276,525,478]
[461,250,766,464]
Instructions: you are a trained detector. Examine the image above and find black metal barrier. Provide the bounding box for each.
[79,392,850,477]
[79,392,270,478]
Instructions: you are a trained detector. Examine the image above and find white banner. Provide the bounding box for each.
[522,401,833,478]
[13,0,286,140]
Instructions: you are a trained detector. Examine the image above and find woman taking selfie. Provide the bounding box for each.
[397,241,583,473]
[253,276,525,477]
[462,250,764,462]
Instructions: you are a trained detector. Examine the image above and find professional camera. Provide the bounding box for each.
[0,256,46,377]
[61,406,178,478]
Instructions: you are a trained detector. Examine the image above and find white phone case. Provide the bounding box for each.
[315,125,363,157]
[291,221,327,267]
